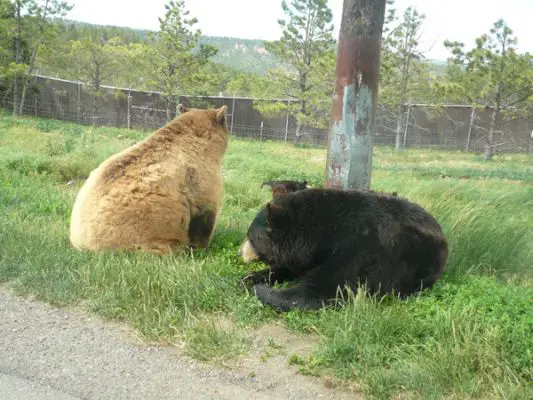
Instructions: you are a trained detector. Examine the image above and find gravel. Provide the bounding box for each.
[0,287,358,400]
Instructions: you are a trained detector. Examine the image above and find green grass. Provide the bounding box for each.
[1,112,532,400]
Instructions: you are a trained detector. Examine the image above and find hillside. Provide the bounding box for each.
[199,35,281,75]
[55,19,446,77]
[57,19,281,76]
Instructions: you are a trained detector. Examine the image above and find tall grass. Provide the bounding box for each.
[1,113,532,399]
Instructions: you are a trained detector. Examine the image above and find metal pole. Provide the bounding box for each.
[324,0,387,190]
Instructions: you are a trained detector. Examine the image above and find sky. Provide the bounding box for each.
[65,0,533,61]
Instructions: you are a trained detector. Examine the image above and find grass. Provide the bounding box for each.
[1,111,532,400]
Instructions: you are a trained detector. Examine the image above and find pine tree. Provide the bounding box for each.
[262,0,336,143]
[440,19,533,159]
[380,5,429,151]
[144,0,217,119]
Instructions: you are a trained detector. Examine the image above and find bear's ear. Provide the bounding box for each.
[272,184,288,198]
[216,105,228,126]
[261,180,275,189]
[266,202,286,230]
[177,104,189,114]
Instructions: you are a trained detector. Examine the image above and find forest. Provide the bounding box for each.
[1,0,532,158]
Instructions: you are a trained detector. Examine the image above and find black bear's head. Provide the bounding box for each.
[239,181,302,264]
[238,195,290,264]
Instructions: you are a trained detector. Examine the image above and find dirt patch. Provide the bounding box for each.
[253,322,318,358]
[227,321,359,398]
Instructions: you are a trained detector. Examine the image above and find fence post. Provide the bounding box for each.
[402,99,411,148]
[465,106,476,151]
[127,91,132,129]
[260,121,264,141]
[284,100,290,142]
[230,97,235,135]
[77,82,81,124]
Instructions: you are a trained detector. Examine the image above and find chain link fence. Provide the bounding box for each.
[1,74,532,154]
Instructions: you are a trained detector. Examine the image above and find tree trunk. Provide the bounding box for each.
[17,0,51,115]
[324,0,387,190]
[293,99,306,145]
[19,80,27,116]
[294,121,303,144]
[485,107,497,160]
[166,96,172,121]
[394,104,403,151]
[91,64,102,116]
[19,47,39,116]
[19,75,32,116]
[12,76,20,117]
[12,0,22,117]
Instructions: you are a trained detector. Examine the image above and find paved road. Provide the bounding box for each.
[0,372,81,400]
[0,288,357,400]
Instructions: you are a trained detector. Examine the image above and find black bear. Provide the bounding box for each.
[238,188,448,311]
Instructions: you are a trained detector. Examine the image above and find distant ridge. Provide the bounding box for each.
[53,18,448,76]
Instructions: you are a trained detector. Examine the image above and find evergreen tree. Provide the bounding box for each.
[439,19,533,159]
[143,0,217,119]
[260,0,336,142]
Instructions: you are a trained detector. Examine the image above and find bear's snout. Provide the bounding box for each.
[238,239,260,264]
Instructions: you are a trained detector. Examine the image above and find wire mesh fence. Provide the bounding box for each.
[1,74,532,154]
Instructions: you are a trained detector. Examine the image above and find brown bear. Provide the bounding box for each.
[69,104,229,254]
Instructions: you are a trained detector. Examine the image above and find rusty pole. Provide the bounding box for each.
[324,0,387,190]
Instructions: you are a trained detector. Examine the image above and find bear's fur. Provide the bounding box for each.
[239,183,399,264]
[261,179,310,194]
[265,180,310,200]
[261,179,397,199]
[238,188,448,311]
[69,104,229,254]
